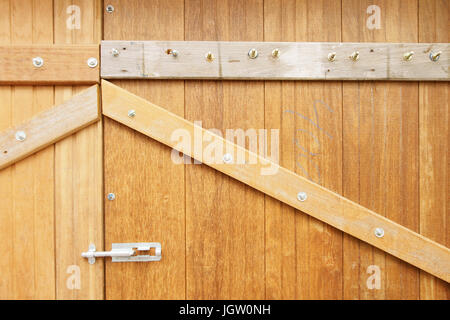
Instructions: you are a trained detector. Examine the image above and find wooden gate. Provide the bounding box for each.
[0,0,448,300]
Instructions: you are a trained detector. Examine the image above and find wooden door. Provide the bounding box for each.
[103,0,449,300]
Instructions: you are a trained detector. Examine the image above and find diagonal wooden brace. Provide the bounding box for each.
[101,80,450,283]
[0,85,100,170]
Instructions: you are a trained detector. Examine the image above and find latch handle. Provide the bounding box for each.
[81,242,162,264]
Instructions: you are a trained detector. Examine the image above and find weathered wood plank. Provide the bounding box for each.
[0,85,99,171]
[184,0,265,299]
[54,0,104,301]
[418,0,450,300]
[0,45,99,84]
[101,40,449,81]
[263,0,343,299]
[102,80,450,284]
[103,0,186,300]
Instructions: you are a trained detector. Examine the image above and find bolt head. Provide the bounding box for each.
[128,110,136,118]
[350,51,360,61]
[297,192,307,202]
[429,51,441,62]
[328,52,336,62]
[106,5,114,13]
[248,48,258,59]
[15,131,26,142]
[374,227,385,238]
[32,57,43,68]
[403,51,414,61]
[107,193,116,201]
[223,153,233,164]
[205,52,214,62]
[272,48,280,58]
[111,48,120,57]
[87,57,98,68]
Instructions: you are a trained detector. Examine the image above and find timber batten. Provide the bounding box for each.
[0,85,100,170]
[101,41,449,81]
[101,80,450,283]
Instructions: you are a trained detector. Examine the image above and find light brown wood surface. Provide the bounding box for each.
[0,0,103,300]
[101,40,450,81]
[102,79,450,284]
[103,0,186,300]
[0,44,99,85]
[0,85,99,170]
[418,0,449,300]
[53,0,104,300]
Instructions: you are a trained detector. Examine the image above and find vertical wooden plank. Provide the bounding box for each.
[53,0,103,300]
[418,0,450,300]
[342,0,420,299]
[0,0,55,299]
[104,0,186,299]
[184,0,265,299]
[264,0,343,299]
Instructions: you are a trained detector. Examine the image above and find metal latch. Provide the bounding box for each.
[81,242,162,264]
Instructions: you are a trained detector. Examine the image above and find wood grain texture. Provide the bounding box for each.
[184,0,265,299]
[0,45,99,84]
[0,0,55,299]
[103,0,186,300]
[101,40,450,81]
[418,0,450,300]
[102,79,450,283]
[53,0,104,300]
[263,0,343,299]
[0,85,99,170]
[342,0,420,299]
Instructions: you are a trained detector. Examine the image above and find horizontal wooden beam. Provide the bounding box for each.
[102,80,450,283]
[0,85,100,170]
[0,45,99,85]
[101,41,449,81]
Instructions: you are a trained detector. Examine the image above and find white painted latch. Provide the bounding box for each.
[81,242,162,264]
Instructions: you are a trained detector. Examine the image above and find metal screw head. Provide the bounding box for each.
[205,52,214,62]
[429,51,441,62]
[297,192,307,202]
[272,48,280,59]
[15,131,26,142]
[171,49,179,57]
[107,193,116,201]
[32,57,44,68]
[248,48,258,59]
[223,153,233,164]
[106,5,114,13]
[328,52,336,62]
[87,57,98,68]
[374,227,385,238]
[349,51,360,61]
[403,51,414,61]
[111,48,120,57]
[128,110,136,118]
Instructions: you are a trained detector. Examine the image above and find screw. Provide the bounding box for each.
[297,192,307,202]
[328,52,336,62]
[128,110,136,118]
[349,51,360,61]
[87,57,98,68]
[205,52,214,62]
[15,131,26,142]
[272,48,280,58]
[171,49,179,57]
[248,48,258,59]
[107,193,116,201]
[374,227,385,238]
[106,5,114,13]
[32,57,44,68]
[429,51,441,62]
[111,48,120,57]
[223,153,233,164]
[403,51,414,61]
